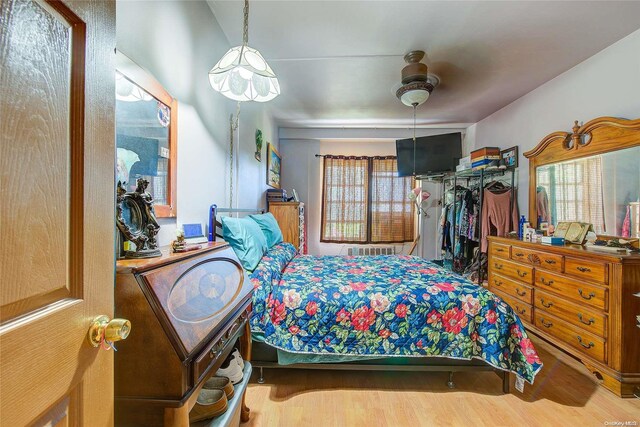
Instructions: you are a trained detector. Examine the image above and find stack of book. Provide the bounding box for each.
[471,147,500,170]
[266,189,287,209]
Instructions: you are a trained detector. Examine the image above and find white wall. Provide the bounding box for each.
[466,28,640,216]
[117,0,277,246]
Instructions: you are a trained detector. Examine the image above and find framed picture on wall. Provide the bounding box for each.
[267,143,281,189]
[501,146,518,168]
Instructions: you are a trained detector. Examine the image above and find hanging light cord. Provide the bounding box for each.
[412,103,417,176]
[238,0,249,62]
[229,101,241,209]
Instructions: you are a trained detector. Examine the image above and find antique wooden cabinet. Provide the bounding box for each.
[269,201,306,253]
[115,242,253,426]
[488,236,640,397]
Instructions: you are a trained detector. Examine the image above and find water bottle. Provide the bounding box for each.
[518,215,526,240]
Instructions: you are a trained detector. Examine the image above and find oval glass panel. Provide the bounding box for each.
[121,198,142,234]
[167,259,242,323]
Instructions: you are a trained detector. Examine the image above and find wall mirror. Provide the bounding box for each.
[115,51,177,217]
[525,117,640,238]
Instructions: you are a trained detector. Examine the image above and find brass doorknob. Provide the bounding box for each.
[88,315,131,347]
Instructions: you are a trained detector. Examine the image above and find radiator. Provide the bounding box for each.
[347,246,396,256]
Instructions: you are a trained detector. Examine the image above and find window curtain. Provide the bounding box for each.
[321,155,415,243]
[370,157,415,242]
[555,157,605,233]
[321,156,369,242]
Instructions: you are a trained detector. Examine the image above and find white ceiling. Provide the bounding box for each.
[207,1,640,128]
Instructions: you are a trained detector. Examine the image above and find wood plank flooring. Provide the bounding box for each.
[243,336,639,426]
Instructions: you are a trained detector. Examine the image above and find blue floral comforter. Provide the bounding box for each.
[249,243,542,383]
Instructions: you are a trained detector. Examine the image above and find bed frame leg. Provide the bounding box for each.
[447,371,455,389]
[257,367,265,384]
[502,371,510,394]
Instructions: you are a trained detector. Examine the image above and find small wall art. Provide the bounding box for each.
[267,143,281,189]
[501,146,518,168]
[255,129,263,162]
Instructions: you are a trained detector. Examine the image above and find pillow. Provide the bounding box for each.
[221,216,268,271]
[249,213,283,248]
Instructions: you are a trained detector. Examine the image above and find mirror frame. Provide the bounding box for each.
[115,51,178,218]
[524,116,640,230]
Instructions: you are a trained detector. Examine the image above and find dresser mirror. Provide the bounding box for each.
[115,51,177,218]
[525,117,640,237]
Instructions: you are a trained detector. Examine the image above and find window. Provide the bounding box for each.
[321,155,415,243]
[537,156,605,233]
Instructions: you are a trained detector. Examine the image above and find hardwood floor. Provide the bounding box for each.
[244,336,639,426]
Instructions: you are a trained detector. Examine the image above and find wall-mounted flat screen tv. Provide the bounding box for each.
[396,132,462,177]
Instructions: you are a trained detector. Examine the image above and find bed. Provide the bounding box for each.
[213,207,542,391]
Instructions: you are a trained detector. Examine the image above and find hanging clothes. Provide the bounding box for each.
[481,188,519,252]
[536,186,550,223]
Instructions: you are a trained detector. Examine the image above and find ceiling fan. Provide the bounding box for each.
[395,50,440,107]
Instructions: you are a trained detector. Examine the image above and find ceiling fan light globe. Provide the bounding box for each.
[400,89,430,107]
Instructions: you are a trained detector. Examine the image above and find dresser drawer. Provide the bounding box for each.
[510,246,563,273]
[490,242,511,259]
[493,289,533,324]
[534,311,606,363]
[534,289,606,337]
[488,272,533,304]
[534,270,608,311]
[490,258,533,284]
[564,257,608,284]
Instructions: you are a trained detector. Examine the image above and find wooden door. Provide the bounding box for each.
[1,0,115,425]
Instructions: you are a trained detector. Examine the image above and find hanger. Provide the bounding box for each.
[485,180,510,194]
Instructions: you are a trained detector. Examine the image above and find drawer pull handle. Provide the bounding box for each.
[516,288,527,297]
[540,299,553,308]
[544,259,556,265]
[576,336,595,349]
[515,252,524,257]
[496,248,505,252]
[494,280,503,287]
[517,270,528,278]
[494,263,503,270]
[578,289,596,300]
[516,307,526,315]
[540,277,554,286]
[576,266,592,273]
[577,313,595,326]
[540,319,553,328]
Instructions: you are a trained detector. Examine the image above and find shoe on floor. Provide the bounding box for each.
[189,389,228,422]
[230,348,245,371]
[203,375,234,400]
[217,354,244,384]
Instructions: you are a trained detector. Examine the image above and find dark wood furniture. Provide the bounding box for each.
[115,242,253,426]
[488,235,640,396]
[268,201,306,253]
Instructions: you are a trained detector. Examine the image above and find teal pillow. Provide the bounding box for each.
[221,216,268,271]
[249,213,283,248]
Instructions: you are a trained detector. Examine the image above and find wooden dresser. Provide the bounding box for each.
[268,201,306,253]
[487,236,640,396]
[115,242,253,426]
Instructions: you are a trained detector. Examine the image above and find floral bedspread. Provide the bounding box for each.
[250,244,542,383]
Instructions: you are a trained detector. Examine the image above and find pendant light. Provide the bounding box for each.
[209,0,280,102]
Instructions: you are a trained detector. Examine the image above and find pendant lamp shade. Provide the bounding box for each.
[209,45,280,102]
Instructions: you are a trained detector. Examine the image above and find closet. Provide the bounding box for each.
[432,168,517,284]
